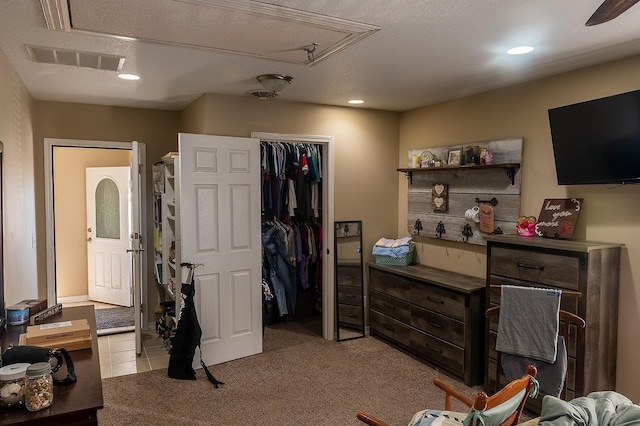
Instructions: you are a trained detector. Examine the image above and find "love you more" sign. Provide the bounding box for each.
[535,198,583,239]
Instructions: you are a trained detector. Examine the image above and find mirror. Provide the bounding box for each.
[335,221,365,341]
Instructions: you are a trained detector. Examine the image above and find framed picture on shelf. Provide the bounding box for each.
[447,149,461,166]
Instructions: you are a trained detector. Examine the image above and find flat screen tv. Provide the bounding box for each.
[548,89,640,185]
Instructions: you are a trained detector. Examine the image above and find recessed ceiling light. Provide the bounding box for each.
[507,46,534,55]
[348,99,364,105]
[118,73,140,80]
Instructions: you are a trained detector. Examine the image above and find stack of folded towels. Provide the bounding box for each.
[372,237,413,258]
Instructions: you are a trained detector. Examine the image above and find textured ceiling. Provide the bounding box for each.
[1,0,639,111]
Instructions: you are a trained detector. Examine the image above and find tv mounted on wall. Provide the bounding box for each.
[548,89,640,185]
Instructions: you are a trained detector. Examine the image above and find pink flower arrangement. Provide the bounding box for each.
[516,216,536,237]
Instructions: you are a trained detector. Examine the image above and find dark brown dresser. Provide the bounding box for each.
[485,235,622,408]
[368,263,485,386]
[0,305,103,425]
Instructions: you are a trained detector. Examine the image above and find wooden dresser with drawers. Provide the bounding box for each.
[368,263,485,386]
[485,235,622,409]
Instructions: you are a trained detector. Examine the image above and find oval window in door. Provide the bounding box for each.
[95,178,120,239]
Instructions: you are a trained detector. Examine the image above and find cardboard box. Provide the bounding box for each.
[16,299,48,317]
[6,305,30,325]
[19,333,92,351]
[25,319,90,345]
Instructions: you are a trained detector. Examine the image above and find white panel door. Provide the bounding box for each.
[178,133,262,366]
[130,141,144,354]
[85,167,132,307]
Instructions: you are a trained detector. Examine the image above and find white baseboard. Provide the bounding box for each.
[57,295,89,303]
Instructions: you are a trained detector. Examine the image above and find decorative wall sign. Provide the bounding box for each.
[479,205,495,233]
[431,183,448,212]
[535,198,583,239]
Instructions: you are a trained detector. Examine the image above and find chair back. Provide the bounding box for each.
[466,365,538,426]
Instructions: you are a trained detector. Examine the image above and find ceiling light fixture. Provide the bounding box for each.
[507,46,534,55]
[118,73,140,80]
[348,99,365,105]
[257,74,293,94]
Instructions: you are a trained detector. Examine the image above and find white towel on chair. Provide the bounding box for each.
[495,285,561,363]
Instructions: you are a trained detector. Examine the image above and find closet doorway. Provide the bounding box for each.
[252,132,335,341]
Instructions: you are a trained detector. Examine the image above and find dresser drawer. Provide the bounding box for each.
[490,247,581,290]
[370,267,411,301]
[337,285,363,307]
[338,304,364,327]
[410,329,464,376]
[411,283,466,321]
[488,278,579,314]
[411,305,464,347]
[370,290,411,323]
[371,310,411,346]
[337,265,362,286]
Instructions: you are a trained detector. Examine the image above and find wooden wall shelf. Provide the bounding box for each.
[403,138,523,246]
[398,163,520,185]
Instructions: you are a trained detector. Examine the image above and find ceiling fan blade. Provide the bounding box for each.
[586,0,640,26]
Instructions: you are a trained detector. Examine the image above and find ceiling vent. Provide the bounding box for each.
[25,45,125,72]
[248,90,279,99]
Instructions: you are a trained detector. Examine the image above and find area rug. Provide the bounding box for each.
[95,306,135,330]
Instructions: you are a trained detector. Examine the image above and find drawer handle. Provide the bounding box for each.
[382,302,396,310]
[383,325,396,332]
[427,296,444,304]
[516,262,545,272]
[347,313,358,318]
[385,283,397,289]
[427,321,444,329]
[425,344,443,354]
[344,294,356,299]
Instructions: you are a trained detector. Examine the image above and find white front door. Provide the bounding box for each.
[178,133,262,366]
[86,166,133,307]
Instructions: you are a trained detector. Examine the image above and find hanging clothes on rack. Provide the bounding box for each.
[260,140,324,322]
[262,220,296,318]
[260,142,323,221]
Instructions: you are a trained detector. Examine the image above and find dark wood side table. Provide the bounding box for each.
[0,305,104,425]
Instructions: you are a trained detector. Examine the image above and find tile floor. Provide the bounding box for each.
[98,330,170,379]
[63,301,170,379]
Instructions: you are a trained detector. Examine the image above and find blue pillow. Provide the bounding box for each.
[408,409,466,426]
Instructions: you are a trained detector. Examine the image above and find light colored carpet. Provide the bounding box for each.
[98,318,493,426]
[94,306,134,330]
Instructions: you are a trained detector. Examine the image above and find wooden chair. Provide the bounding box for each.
[356,365,538,426]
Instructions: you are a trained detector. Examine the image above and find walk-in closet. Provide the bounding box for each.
[260,140,325,337]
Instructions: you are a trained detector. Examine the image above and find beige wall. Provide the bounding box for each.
[53,147,132,298]
[180,93,401,265]
[398,54,640,400]
[0,45,37,306]
[33,102,181,322]
[31,96,399,324]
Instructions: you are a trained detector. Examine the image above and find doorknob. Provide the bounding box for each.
[87,237,92,243]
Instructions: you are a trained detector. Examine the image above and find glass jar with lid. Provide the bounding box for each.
[25,362,53,412]
[0,363,30,407]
